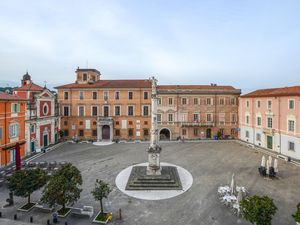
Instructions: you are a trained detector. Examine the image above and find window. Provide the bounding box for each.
[219,113,225,125]
[115,91,120,100]
[43,104,48,115]
[64,130,69,137]
[0,127,2,141]
[64,92,69,100]
[245,131,249,138]
[128,106,134,116]
[63,106,69,116]
[92,129,97,137]
[129,121,133,125]
[79,129,84,137]
[219,98,224,105]
[128,128,134,137]
[230,98,236,105]
[144,121,148,125]
[257,100,261,108]
[206,98,212,105]
[289,100,295,109]
[79,121,83,126]
[92,106,98,116]
[257,117,262,126]
[267,117,273,128]
[182,129,187,135]
[288,141,295,151]
[256,133,261,141]
[246,115,250,124]
[182,98,187,105]
[79,91,84,100]
[194,98,199,105]
[9,124,19,138]
[246,100,250,108]
[64,120,68,126]
[193,113,199,122]
[207,113,212,122]
[30,124,35,133]
[157,98,162,105]
[103,106,109,117]
[92,92,97,100]
[168,113,173,122]
[83,73,87,81]
[157,114,162,122]
[143,129,149,136]
[288,120,295,132]
[143,106,149,116]
[11,103,20,113]
[144,92,148,100]
[115,121,119,125]
[168,98,173,105]
[267,100,272,109]
[104,91,108,101]
[115,129,120,136]
[231,113,237,123]
[193,128,198,136]
[128,91,133,100]
[78,106,85,116]
[115,106,120,116]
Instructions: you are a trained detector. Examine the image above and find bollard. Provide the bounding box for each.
[47,219,50,225]
[119,208,122,220]
[0,212,2,218]
[14,214,17,220]
[30,216,33,223]
[65,222,68,225]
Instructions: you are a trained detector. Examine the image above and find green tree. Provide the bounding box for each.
[41,163,82,210]
[8,168,47,204]
[92,180,112,214]
[240,195,277,225]
[292,203,300,223]
[58,130,64,139]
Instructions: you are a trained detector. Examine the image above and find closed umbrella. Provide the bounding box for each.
[230,173,236,195]
[261,155,266,167]
[274,159,278,173]
[268,156,272,168]
[266,159,270,175]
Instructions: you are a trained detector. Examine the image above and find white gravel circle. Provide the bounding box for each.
[93,141,114,146]
[115,162,193,200]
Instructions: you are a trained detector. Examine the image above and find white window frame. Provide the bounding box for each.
[103,105,110,117]
[288,141,295,151]
[143,91,149,100]
[267,117,273,128]
[193,113,200,122]
[206,113,213,122]
[288,99,295,110]
[267,100,272,109]
[127,105,135,116]
[79,91,84,100]
[63,105,70,116]
[157,113,162,122]
[114,105,121,116]
[245,130,249,138]
[256,116,262,126]
[168,97,173,105]
[91,105,98,116]
[142,105,150,116]
[246,100,250,108]
[219,98,225,105]
[168,113,174,122]
[219,113,225,125]
[63,91,69,100]
[157,97,162,105]
[43,103,49,115]
[92,91,98,100]
[256,133,261,141]
[9,123,20,138]
[181,97,188,105]
[194,98,199,105]
[115,91,120,100]
[103,91,109,101]
[256,100,261,108]
[128,91,133,100]
[11,103,20,113]
[78,105,85,117]
[288,119,295,132]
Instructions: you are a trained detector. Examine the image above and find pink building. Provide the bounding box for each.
[13,72,60,155]
[239,86,300,160]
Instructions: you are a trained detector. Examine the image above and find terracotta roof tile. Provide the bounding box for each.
[55,80,152,89]
[158,85,236,90]
[241,86,300,98]
[0,92,27,101]
[14,82,44,91]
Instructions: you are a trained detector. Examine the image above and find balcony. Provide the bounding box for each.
[181,121,215,127]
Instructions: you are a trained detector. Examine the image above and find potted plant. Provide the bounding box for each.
[92,180,112,224]
[41,163,82,217]
[293,203,300,225]
[8,168,47,212]
[240,195,277,225]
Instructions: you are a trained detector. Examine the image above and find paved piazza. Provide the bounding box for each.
[1,141,299,225]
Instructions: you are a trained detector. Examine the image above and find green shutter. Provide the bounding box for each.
[11,104,14,113]
[17,104,20,112]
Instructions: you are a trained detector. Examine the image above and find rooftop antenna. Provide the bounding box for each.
[43,80,47,88]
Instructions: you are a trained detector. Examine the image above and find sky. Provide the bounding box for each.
[0,0,299,94]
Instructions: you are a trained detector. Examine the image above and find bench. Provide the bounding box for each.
[71,206,94,218]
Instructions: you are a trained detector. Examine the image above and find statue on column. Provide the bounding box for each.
[146,76,162,175]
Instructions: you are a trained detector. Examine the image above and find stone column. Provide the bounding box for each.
[97,124,102,142]
[147,76,162,175]
[110,124,113,142]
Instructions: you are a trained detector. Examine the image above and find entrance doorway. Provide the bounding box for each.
[206,129,212,139]
[267,136,273,149]
[31,141,35,153]
[43,134,48,147]
[102,125,110,140]
[159,128,171,140]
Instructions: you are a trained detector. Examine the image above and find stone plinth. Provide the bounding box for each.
[126,166,182,190]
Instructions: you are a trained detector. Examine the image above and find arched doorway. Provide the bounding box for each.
[102,125,110,140]
[159,128,171,141]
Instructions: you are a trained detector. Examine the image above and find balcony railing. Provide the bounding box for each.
[181,121,215,127]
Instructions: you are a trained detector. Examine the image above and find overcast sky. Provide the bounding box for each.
[0,0,299,93]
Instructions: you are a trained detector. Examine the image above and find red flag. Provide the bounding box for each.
[15,142,21,171]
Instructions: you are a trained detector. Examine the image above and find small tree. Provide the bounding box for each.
[293,203,300,223]
[41,163,82,211]
[8,168,47,204]
[240,195,277,225]
[58,130,64,139]
[92,180,112,214]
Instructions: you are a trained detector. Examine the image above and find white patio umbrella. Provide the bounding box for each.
[230,173,236,195]
[261,155,266,167]
[274,158,278,173]
[266,159,270,175]
[268,156,273,167]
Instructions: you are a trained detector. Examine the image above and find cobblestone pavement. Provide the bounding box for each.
[1,141,299,225]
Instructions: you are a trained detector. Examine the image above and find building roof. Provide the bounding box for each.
[157,85,241,95]
[76,68,101,74]
[55,79,152,89]
[14,82,44,91]
[241,86,300,98]
[0,92,26,101]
